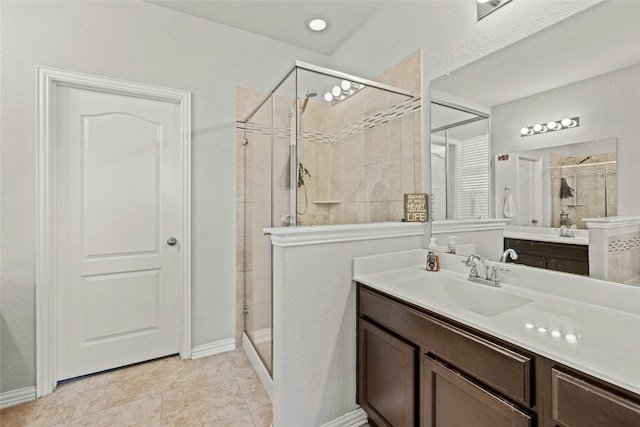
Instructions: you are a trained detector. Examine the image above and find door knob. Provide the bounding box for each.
[167,237,177,246]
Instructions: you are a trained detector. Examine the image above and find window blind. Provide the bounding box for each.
[455,135,489,219]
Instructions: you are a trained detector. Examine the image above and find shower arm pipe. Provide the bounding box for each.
[431,100,490,119]
[431,115,487,133]
[546,160,617,175]
[550,160,616,170]
[240,61,415,123]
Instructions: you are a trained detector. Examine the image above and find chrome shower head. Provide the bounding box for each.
[300,89,317,114]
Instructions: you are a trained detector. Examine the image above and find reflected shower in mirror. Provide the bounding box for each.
[431,102,489,220]
[494,138,616,229]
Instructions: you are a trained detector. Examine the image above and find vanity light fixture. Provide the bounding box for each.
[520,117,580,137]
[477,0,512,20]
[323,80,362,104]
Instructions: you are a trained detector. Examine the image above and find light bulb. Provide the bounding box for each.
[547,121,560,130]
[533,124,547,133]
[551,329,562,338]
[307,18,327,32]
[331,86,342,97]
[340,80,352,91]
[537,326,547,333]
[524,323,534,329]
[565,333,578,343]
[477,0,490,3]
[561,118,577,128]
[521,127,531,136]
[323,92,333,102]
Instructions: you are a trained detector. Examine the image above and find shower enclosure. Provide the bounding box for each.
[237,61,421,375]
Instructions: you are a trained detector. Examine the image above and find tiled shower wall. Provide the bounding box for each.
[299,50,422,225]
[608,231,640,285]
[550,152,617,229]
[235,51,422,351]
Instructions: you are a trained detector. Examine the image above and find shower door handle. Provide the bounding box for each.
[167,237,177,247]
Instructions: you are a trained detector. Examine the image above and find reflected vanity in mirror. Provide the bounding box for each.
[430,1,640,284]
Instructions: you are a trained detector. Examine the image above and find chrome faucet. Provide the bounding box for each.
[464,254,487,280]
[462,254,507,287]
[500,248,518,263]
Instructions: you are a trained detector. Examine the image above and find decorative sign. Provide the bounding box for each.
[404,193,428,222]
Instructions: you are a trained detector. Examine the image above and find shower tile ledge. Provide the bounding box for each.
[264,222,426,248]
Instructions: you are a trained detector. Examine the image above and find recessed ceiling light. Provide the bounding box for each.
[307,17,328,32]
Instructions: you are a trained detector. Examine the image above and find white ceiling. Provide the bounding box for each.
[146,0,385,55]
[431,1,640,107]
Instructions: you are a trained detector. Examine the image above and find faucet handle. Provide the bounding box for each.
[489,265,508,282]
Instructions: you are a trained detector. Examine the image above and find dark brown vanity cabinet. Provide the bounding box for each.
[551,369,640,427]
[504,238,589,276]
[356,284,640,427]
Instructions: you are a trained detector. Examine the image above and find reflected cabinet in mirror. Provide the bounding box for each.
[430,1,640,284]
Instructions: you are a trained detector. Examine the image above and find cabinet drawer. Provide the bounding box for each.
[552,369,640,427]
[422,355,532,427]
[359,286,533,406]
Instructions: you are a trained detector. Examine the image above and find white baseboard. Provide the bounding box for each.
[242,332,273,401]
[250,327,272,344]
[0,386,36,410]
[320,408,368,427]
[191,338,236,359]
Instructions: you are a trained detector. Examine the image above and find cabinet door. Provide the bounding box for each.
[513,253,547,269]
[422,355,532,427]
[358,318,417,427]
[547,257,589,276]
[552,369,640,427]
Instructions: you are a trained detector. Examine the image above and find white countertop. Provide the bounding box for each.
[504,225,588,245]
[353,250,640,395]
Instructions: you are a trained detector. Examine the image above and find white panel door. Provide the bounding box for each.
[56,85,182,380]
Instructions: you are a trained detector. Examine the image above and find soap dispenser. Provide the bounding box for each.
[426,237,440,272]
[447,236,457,254]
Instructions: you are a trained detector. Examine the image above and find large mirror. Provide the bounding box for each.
[430,1,640,283]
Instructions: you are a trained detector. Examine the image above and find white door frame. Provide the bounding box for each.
[36,66,192,397]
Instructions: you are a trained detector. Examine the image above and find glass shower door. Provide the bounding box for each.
[242,92,275,374]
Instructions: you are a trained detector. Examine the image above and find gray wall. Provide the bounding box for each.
[0,0,327,393]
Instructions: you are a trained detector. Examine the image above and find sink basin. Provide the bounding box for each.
[399,274,533,317]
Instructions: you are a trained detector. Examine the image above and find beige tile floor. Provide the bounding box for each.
[0,349,272,426]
